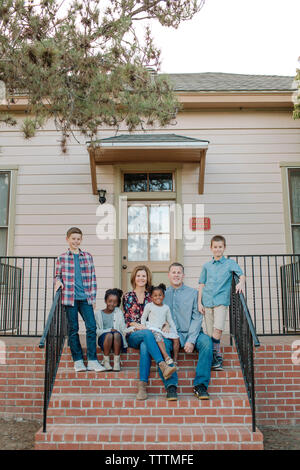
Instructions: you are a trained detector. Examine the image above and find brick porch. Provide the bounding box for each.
[0,335,299,449]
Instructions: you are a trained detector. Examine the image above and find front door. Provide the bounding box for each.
[121,201,176,292]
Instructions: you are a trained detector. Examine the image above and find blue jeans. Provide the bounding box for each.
[65,300,97,362]
[127,329,169,384]
[158,331,213,389]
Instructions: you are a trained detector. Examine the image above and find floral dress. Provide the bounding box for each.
[122,290,152,327]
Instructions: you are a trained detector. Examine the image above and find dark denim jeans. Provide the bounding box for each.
[65,300,97,362]
[158,331,213,389]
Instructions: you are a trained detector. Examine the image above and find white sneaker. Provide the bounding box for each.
[102,356,113,371]
[87,360,106,372]
[113,355,121,372]
[74,360,87,372]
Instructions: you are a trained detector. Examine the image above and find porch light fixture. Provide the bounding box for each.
[97,189,107,204]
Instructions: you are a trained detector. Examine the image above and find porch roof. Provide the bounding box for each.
[88,133,209,195]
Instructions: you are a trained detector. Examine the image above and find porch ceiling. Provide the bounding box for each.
[88,134,209,196]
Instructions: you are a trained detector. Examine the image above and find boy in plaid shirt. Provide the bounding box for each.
[55,227,105,372]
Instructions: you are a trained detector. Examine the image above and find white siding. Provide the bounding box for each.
[1,109,300,334]
[177,111,300,288]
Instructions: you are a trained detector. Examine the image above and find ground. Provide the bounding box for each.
[0,418,299,450]
[0,418,41,450]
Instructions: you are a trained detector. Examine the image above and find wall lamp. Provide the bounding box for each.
[97,189,107,204]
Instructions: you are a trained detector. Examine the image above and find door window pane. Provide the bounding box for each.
[128,235,148,261]
[124,173,147,192]
[149,205,169,233]
[128,205,148,233]
[0,173,9,226]
[150,234,170,261]
[149,173,173,191]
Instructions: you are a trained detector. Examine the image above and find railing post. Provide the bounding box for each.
[42,336,50,433]
[39,288,66,433]
[230,274,260,433]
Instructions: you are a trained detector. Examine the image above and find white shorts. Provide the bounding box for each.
[204,305,229,337]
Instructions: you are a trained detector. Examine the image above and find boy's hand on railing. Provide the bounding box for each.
[54,280,63,292]
[235,275,246,294]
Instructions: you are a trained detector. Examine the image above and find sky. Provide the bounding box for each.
[148,0,300,77]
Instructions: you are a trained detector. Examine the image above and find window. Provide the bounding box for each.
[124,172,174,192]
[127,203,171,262]
[0,172,10,256]
[288,168,300,253]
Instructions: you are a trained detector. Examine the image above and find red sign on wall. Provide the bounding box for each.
[189,217,211,231]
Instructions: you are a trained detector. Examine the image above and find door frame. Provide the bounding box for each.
[113,162,183,289]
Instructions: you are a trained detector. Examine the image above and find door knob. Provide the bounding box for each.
[122,265,127,269]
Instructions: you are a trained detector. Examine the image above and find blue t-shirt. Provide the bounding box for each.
[74,254,87,301]
[198,256,243,307]
[101,311,114,330]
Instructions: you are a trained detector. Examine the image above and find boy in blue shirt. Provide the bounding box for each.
[198,235,245,370]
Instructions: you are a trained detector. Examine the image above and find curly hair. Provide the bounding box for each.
[104,288,123,307]
[149,283,166,296]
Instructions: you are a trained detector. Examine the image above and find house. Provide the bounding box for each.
[1,72,299,335]
[0,72,299,449]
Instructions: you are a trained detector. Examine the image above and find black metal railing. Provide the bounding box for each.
[0,261,22,333]
[39,288,67,432]
[280,258,300,333]
[1,254,299,338]
[228,254,300,335]
[230,274,260,432]
[0,257,57,336]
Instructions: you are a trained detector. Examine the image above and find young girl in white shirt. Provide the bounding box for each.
[141,283,180,368]
[94,288,128,371]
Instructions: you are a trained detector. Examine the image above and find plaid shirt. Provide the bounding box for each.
[55,249,97,306]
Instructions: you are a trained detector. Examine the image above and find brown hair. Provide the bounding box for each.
[66,227,83,238]
[130,265,152,291]
[168,262,184,273]
[210,235,226,247]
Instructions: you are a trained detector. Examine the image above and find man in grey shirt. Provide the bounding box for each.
[158,262,213,401]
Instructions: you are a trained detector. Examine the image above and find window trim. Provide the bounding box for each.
[280,162,300,253]
[0,166,18,256]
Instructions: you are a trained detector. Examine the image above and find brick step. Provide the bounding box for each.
[256,367,299,375]
[59,346,240,369]
[52,368,246,396]
[46,392,251,426]
[35,424,264,450]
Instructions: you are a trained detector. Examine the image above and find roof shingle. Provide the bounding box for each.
[166,72,296,92]
[98,133,209,144]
